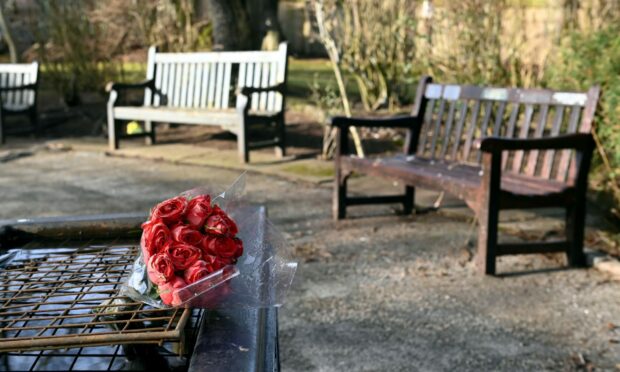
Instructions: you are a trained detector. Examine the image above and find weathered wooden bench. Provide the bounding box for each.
[0,62,39,144]
[332,76,599,275]
[107,43,288,163]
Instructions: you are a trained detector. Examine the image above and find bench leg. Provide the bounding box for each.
[476,204,499,275]
[403,186,415,215]
[145,121,156,145]
[107,114,119,151]
[238,118,249,163]
[275,116,286,158]
[565,200,586,267]
[333,168,349,220]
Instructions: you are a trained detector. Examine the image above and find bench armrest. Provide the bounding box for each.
[238,83,285,96]
[330,115,419,129]
[478,133,595,152]
[0,83,37,92]
[105,79,155,93]
[106,79,168,106]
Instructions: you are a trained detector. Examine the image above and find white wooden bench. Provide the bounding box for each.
[0,62,39,144]
[106,43,288,163]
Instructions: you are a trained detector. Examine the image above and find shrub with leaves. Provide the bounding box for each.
[545,23,620,209]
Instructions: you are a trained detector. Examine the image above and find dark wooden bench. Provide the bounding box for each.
[107,44,288,163]
[332,76,599,275]
[0,62,39,144]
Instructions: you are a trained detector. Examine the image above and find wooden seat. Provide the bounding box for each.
[0,62,39,144]
[107,44,288,163]
[333,76,599,275]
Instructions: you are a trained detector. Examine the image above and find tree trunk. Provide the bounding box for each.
[206,0,252,50]
[246,0,284,50]
[0,4,18,63]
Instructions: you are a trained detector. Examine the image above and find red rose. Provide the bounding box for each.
[232,237,243,259]
[205,206,238,236]
[171,225,203,246]
[159,275,186,306]
[203,254,233,272]
[202,235,238,258]
[152,196,187,225]
[166,243,202,271]
[141,219,171,256]
[183,260,211,284]
[147,253,175,286]
[185,195,212,229]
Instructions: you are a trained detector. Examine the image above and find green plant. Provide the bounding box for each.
[545,23,620,210]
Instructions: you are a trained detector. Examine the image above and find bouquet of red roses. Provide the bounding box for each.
[140,194,243,306]
[123,174,297,309]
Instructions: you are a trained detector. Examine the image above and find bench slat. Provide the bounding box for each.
[439,100,457,158]
[222,62,232,109]
[462,100,480,162]
[186,63,196,108]
[259,62,271,111]
[144,47,156,106]
[524,104,549,176]
[541,105,565,178]
[154,50,282,64]
[268,61,278,111]
[511,104,535,173]
[207,63,217,108]
[214,63,224,109]
[500,103,521,168]
[492,101,507,136]
[476,101,493,164]
[417,99,435,156]
[556,105,581,182]
[429,98,446,158]
[252,62,262,111]
[450,102,468,161]
[202,63,210,108]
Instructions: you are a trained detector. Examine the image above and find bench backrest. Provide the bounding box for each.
[144,43,288,113]
[0,62,38,110]
[411,77,599,183]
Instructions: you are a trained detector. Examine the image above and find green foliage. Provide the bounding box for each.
[545,23,620,187]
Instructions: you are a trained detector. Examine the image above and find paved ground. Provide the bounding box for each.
[1,148,619,371]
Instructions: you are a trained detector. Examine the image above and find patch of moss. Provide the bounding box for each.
[281,162,334,178]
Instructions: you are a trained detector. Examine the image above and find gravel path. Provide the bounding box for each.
[1,150,619,371]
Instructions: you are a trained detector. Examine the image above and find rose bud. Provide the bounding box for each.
[202,235,238,258]
[141,219,171,256]
[166,243,202,271]
[151,196,187,226]
[205,206,238,236]
[185,195,212,230]
[183,260,211,284]
[171,225,203,246]
[147,253,175,286]
[159,276,187,306]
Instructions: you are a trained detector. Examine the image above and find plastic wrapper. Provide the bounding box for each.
[121,174,297,308]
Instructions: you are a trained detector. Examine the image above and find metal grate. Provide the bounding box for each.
[0,243,192,353]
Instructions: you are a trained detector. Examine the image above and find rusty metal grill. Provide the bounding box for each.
[0,243,192,353]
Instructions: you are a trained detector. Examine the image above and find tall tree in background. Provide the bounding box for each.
[205,0,283,51]
[206,0,252,50]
